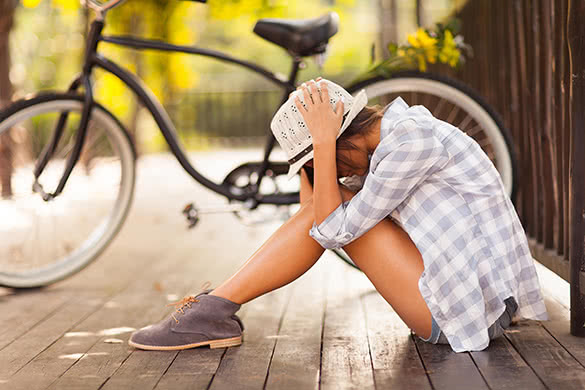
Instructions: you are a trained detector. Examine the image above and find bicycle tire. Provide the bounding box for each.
[0,93,136,288]
[334,71,518,271]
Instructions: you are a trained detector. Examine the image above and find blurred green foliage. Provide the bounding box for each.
[10,0,456,151]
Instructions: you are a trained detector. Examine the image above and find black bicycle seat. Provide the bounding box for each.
[253,11,339,57]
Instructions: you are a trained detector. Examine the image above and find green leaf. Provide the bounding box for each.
[387,42,399,55]
[445,18,462,35]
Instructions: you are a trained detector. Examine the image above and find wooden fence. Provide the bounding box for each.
[165,87,281,148]
[451,0,585,336]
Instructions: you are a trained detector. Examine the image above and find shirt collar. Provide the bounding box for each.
[380,96,409,141]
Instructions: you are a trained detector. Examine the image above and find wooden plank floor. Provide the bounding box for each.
[1,152,585,390]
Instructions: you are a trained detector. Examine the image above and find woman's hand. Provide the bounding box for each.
[289,76,323,98]
[293,79,344,147]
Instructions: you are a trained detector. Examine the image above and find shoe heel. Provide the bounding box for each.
[209,336,242,349]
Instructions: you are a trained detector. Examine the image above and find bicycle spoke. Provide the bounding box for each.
[458,114,474,131]
[432,98,447,118]
[422,92,433,108]
[55,137,76,160]
[465,124,484,139]
[477,136,492,149]
[446,104,461,123]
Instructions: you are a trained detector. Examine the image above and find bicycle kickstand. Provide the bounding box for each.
[181,201,252,229]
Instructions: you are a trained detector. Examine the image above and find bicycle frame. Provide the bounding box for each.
[36,18,303,205]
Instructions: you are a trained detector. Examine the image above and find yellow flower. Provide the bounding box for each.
[52,0,78,10]
[407,28,437,49]
[415,53,427,72]
[407,33,420,48]
[448,48,461,67]
[22,0,42,7]
[438,30,460,67]
[443,30,456,49]
[426,47,438,63]
[408,29,438,64]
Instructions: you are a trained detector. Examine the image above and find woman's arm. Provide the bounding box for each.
[294,79,345,225]
[312,142,342,225]
[308,120,451,249]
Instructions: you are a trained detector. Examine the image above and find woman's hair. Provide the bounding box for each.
[302,103,388,185]
[335,103,387,174]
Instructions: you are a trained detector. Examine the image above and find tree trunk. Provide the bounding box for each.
[0,0,16,198]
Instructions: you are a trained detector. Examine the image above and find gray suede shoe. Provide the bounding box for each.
[128,290,244,351]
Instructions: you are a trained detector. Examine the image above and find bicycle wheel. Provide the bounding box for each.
[336,71,518,270]
[349,71,517,199]
[0,93,136,288]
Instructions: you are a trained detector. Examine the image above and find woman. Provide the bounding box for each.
[129,77,548,353]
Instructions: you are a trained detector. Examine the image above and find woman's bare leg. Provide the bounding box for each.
[337,187,432,339]
[210,189,432,340]
[209,201,325,305]
[341,215,432,339]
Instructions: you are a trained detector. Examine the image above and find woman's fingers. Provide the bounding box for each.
[308,80,322,103]
[294,96,308,114]
[301,83,314,107]
[289,77,323,98]
[321,82,329,105]
[335,98,344,116]
[289,77,324,103]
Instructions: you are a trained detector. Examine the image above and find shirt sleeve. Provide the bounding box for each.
[309,119,450,249]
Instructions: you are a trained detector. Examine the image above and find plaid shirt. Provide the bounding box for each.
[309,96,549,352]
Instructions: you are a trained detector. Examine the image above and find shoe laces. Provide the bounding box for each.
[167,281,211,324]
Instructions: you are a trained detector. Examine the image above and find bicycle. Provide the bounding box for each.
[0,0,516,288]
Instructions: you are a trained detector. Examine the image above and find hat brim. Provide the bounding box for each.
[286,89,368,181]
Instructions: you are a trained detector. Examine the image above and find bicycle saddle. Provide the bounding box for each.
[253,11,339,57]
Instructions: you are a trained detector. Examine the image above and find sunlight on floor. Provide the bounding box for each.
[534,259,570,310]
[63,327,136,338]
[58,352,109,360]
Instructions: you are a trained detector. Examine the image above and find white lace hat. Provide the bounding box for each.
[270,78,368,180]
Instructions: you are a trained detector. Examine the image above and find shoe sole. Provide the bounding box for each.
[128,335,243,351]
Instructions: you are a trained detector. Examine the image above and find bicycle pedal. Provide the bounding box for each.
[182,202,200,229]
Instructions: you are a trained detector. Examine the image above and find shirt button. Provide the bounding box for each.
[342,233,353,240]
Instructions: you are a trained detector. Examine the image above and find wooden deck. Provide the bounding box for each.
[1,153,585,390]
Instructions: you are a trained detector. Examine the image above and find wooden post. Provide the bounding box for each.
[415,0,424,27]
[553,0,568,258]
[378,0,398,60]
[540,0,558,251]
[567,0,585,336]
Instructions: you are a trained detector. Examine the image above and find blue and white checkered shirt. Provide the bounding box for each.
[309,96,549,352]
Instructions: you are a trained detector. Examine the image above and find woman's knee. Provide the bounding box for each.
[301,185,355,209]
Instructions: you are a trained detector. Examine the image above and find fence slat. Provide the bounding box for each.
[455,0,585,337]
[567,0,585,336]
